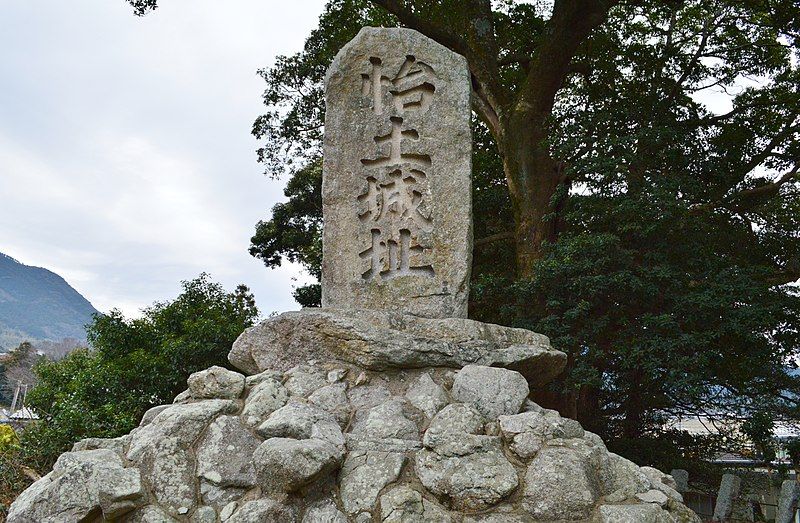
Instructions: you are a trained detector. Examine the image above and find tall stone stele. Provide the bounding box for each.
[322,27,472,319]
[7,27,701,523]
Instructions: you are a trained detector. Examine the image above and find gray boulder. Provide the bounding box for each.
[380,486,452,522]
[196,416,259,488]
[7,449,145,522]
[187,366,245,400]
[253,437,342,493]
[339,450,406,516]
[451,365,529,419]
[127,505,179,522]
[598,504,674,522]
[405,373,449,418]
[348,399,421,452]
[285,364,329,397]
[522,446,601,520]
[240,376,288,428]
[229,309,565,387]
[415,446,518,510]
[302,499,348,522]
[670,468,689,493]
[713,473,741,521]
[228,499,297,522]
[309,382,351,426]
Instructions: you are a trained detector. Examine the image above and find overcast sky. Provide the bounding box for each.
[0,0,326,317]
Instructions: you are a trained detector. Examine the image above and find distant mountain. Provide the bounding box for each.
[0,253,98,350]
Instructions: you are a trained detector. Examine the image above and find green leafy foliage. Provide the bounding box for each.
[741,411,778,464]
[243,0,800,454]
[785,437,800,471]
[17,274,258,472]
[123,0,800,463]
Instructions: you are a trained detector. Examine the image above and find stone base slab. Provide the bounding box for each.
[228,308,566,388]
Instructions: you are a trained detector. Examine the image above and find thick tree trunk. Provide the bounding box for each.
[499,115,563,279]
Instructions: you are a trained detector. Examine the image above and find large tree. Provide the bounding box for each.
[125,0,800,457]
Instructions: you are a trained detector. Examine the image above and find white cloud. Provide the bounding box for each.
[0,0,324,318]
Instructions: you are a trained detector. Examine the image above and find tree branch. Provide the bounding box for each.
[368,0,471,58]
[690,164,800,215]
[514,0,617,119]
[368,0,508,134]
[475,230,514,247]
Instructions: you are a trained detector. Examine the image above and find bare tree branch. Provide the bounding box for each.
[475,230,514,247]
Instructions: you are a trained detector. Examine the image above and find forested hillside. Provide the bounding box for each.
[0,253,97,350]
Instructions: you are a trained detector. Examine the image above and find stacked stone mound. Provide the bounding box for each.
[9,309,700,523]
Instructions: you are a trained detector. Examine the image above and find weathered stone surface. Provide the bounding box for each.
[713,473,741,521]
[776,479,800,523]
[340,450,406,516]
[199,481,245,508]
[257,401,345,452]
[498,408,585,461]
[636,489,669,506]
[348,383,391,411]
[285,364,328,397]
[196,416,259,488]
[220,501,238,521]
[499,408,584,441]
[140,405,170,427]
[137,437,197,515]
[348,399,420,452]
[599,504,674,522]
[303,499,348,523]
[415,447,518,511]
[228,309,565,387]
[423,403,499,457]
[523,446,601,520]
[406,372,448,418]
[227,499,297,522]
[452,365,529,419]
[72,435,129,454]
[253,437,342,493]
[244,369,282,388]
[240,376,288,428]
[602,453,651,498]
[187,366,245,400]
[127,505,179,522]
[125,400,236,516]
[173,389,192,404]
[641,466,683,502]
[322,26,472,319]
[128,400,238,454]
[462,514,527,523]
[380,486,452,523]
[670,468,689,493]
[309,382,351,426]
[10,360,702,523]
[417,404,518,511]
[7,449,145,522]
[191,506,217,523]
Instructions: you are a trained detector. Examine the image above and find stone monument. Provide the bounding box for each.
[7,27,701,523]
[322,27,472,318]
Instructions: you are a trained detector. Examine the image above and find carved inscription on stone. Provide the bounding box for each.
[323,27,472,318]
[357,56,436,283]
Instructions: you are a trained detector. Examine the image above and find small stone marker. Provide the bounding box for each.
[712,473,741,521]
[322,27,472,318]
[776,479,800,523]
[670,468,689,493]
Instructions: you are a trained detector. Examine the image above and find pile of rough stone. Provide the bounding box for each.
[9,309,700,522]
